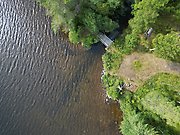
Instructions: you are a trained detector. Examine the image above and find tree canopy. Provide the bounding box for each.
[153,32,180,62]
[37,0,127,47]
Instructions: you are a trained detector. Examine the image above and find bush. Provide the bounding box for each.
[124,32,140,53]
[152,32,180,62]
[102,51,123,73]
[102,73,124,100]
[68,29,79,44]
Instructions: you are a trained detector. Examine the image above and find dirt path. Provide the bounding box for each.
[116,52,180,91]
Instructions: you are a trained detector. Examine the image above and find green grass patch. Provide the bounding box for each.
[132,60,142,71]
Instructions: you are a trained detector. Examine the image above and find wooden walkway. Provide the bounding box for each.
[98,33,113,47]
[98,28,121,47]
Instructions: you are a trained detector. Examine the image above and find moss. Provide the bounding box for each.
[132,60,142,71]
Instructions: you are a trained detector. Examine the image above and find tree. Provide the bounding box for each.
[141,91,180,132]
[129,0,170,34]
[152,32,180,62]
[121,113,158,135]
[120,92,158,135]
[68,29,79,44]
[102,73,124,100]
[37,0,122,47]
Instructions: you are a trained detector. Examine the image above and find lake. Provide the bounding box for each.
[0,0,122,134]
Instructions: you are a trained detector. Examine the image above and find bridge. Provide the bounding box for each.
[98,28,121,48]
[98,33,113,47]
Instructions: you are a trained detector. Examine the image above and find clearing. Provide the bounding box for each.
[117,52,180,91]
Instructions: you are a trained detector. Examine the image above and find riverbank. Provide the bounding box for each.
[101,0,180,134]
[102,47,180,134]
[35,0,180,134]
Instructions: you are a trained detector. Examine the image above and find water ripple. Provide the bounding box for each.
[0,0,121,135]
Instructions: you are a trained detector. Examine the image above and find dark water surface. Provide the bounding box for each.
[0,0,122,134]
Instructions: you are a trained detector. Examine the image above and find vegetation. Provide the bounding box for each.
[37,0,180,135]
[102,73,124,100]
[152,32,180,62]
[132,60,142,71]
[120,73,180,135]
[120,110,158,135]
[141,91,180,131]
[101,0,180,134]
[119,92,158,135]
[36,0,133,48]
[102,48,123,73]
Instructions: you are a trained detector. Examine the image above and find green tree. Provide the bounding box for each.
[37,0,122,47]
[120,92,158,135]
[102,73,124,100]
[129,0,170,34]
[152,32,180,62]
[121,113,158,135]
[68,29,79,44]
[141,91,180,132]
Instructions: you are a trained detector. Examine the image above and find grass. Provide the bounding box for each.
[132,60,142,71]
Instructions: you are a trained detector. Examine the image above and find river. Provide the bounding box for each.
[0,0,122,135]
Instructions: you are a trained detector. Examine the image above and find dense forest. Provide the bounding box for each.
[37,0,180,135]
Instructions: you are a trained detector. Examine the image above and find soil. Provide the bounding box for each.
[116,52,180,92]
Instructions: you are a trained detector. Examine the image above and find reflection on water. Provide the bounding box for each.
[0,0,122,134]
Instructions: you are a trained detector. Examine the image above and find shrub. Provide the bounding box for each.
[102,73,124,100]
[152,32,180,62]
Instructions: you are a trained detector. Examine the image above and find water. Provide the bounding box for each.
[0,0,122,134]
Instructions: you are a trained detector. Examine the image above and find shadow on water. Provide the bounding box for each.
[89,42,106,54]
